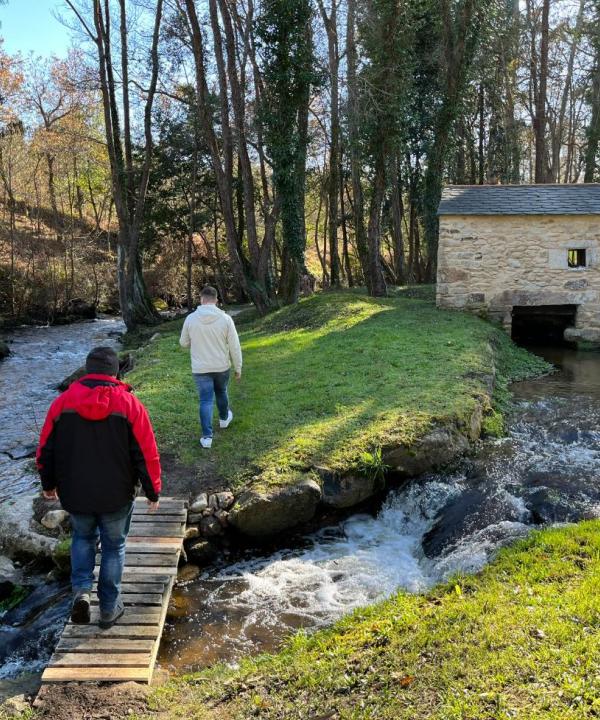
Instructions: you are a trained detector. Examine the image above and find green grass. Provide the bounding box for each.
[145,521,600,719]
[127,291,549,491]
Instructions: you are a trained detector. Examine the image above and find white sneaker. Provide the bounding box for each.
[219,410,233,429]
[200,437,213,449]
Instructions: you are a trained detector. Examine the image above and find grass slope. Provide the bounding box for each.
[128,291,549,491]
[147,521,600,720]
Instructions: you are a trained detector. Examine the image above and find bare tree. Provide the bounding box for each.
[65,0,162,329]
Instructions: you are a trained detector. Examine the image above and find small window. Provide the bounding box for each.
[568,249,587,268]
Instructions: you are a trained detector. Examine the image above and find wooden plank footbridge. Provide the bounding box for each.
[41,496,186,684]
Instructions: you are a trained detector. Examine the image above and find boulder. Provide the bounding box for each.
[0,555,21,601]
[0,493,58,559]
[0,339,10,361]
[422,489,528,558]
[200,515,223,537]
[215,491,234,509]
[383,426,470,478]
[41,510,69,531]
[526,487,583,525]
[189,493,209,514]
[186,538,219,565]
[320,469,379,509]
[228,477,322,537]
[57,353,134,391]
[187,512,204,525]
[57,366,86,391]
[184,526,200,541]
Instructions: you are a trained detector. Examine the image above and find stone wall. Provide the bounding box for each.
[436,214,600,340]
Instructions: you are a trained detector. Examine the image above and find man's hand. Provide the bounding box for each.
[43,489,58,501]
[147,499,160,512]
[235,371,242,382]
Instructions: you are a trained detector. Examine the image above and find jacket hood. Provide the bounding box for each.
[195,305,225,325]
[71,375,131,421]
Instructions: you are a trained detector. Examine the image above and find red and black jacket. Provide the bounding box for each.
[36,374,161,514]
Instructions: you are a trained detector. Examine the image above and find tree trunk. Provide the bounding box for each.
[550,0,584,182]
[423,0,478,280]
[346,0,370,290]
[585,3,600,183]
[187,144,197,311]
[534,0,550,183]
[318,0,341,287]
[366,150,387,296]
[390,153,404,285]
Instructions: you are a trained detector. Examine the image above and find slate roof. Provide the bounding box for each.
[437,184,600,216]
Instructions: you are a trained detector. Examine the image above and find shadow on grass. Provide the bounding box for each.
[131,293,503,492]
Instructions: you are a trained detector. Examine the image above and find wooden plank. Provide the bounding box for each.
[95,567,176,579]
[122,542,181,553]
[129,514,186,523]
[134,495,186,504]
[128,536,183,547]
[50,653,151,667]
[127,555,177,567]
[96,553,175,567]
[62,624,158,639]
[132,511,186,520]
[42,667,151,683]
[118,572,174,582]
[56,638,155,653]
[92,583,165,594]
[129,524,184,537]
[75,610,160,626]
[148,577,174,682]
[134,498,186,509]
[90,593,163,606]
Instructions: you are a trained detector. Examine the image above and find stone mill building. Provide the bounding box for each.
[436,184,600,344]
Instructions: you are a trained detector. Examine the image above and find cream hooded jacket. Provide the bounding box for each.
[179,305,243,375]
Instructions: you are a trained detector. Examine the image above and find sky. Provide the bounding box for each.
[0,0,72,58]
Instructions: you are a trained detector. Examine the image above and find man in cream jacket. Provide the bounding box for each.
[179,286,243,449]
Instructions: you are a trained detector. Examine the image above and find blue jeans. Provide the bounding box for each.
[193,370,231,438]
[69,502,133,612]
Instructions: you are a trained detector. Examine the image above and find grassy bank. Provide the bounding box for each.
[145,520,600,719]
[128,291,549,492]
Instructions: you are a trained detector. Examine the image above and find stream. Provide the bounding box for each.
[0,323,599,685]
[0,317,125,502]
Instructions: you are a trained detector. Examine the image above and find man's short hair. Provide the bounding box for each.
[86,346,120,376]
[201,286,218,300]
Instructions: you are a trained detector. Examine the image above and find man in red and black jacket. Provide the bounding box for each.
[36,346,161,628]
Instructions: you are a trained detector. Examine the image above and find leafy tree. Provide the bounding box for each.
[257,0,317,305]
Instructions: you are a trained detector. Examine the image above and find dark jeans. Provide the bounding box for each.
[193,370,230,438]
[69,502,133,612]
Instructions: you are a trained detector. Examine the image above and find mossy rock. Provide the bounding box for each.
[52,537,71,575]
[228,477,322,537]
